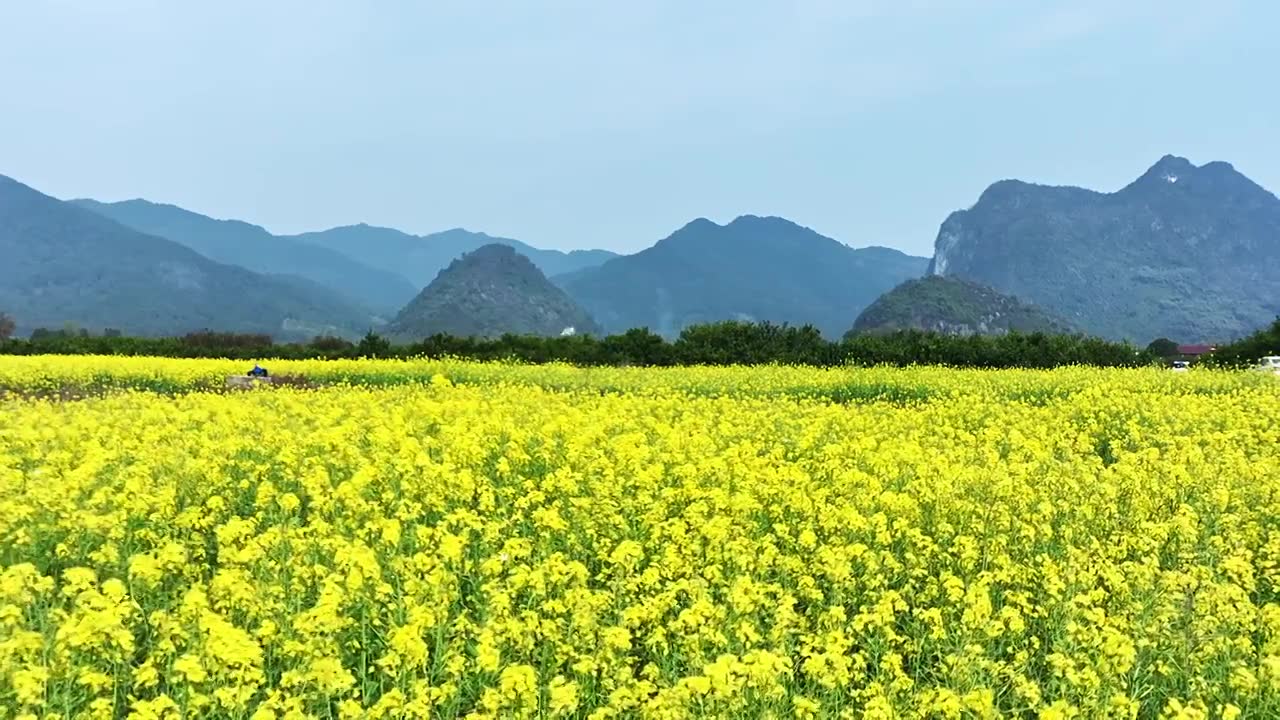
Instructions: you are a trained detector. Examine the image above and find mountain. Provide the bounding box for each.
[928,155,1280,342]
[70,199,418,313]
[556,215,929,338]
[287,224,617,289]
[848,275,1073,337]
[386,244,601,339]
[0,175,372,338]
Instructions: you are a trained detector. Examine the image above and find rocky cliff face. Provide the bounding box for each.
[928,155,1280,343]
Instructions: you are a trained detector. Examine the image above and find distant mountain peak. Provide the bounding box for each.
[560,215,929,338]
[288,224,616,287]
[928,155,1280,342]
[668,215,810,235]
[746,213,811,226]
[387,243,600,339]
[1149,154,1196,174]
[1128,154,1196,189]
[454,242,521,265]
[674,217,718,233]
[336,222,387,232]
[435,227,499,242]
[656,214,814,255]
[850,275,1073,337]
[103,197,160,208]
[1121,154,1272,202]
[729,214,781,225]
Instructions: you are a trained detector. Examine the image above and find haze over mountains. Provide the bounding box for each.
[0,175,369,338]
[3,153,1278,344]
[73,200,616,314]
[287,225,617,291]
[71,199,419,314]
[559,216,928,339]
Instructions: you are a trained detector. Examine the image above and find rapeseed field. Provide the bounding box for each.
[1,357,1278,718]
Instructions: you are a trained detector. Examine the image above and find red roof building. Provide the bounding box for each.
[1177,344,1216,356]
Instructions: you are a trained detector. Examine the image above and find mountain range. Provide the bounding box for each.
[929,155,1280,342]
[387,244,600,339]
[0,175,371,338]
[557,215,928,338]
[73,200,617,313]
[4,153,1279,344]
[285,224,617,291]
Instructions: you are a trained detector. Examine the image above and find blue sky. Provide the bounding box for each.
[1,1,1275,255]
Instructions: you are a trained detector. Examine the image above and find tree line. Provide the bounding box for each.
[1201,318,1280,368]
[0,318,1155,368]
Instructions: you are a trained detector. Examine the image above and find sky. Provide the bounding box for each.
[1,1,1276,256]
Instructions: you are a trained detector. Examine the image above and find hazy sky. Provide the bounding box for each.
[1,1,1275,255]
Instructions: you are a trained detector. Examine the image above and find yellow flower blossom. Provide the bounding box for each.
[0,357,1277,716]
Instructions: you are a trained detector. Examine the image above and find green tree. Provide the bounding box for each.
[601,328,672,366]
[1145,338,1179,357]
[356,330,392,358]
[1205,318,1280,367]
[310,335,355,353]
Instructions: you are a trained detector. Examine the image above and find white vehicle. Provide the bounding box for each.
[1258,356,1280,374]
[1170,360,1189,372]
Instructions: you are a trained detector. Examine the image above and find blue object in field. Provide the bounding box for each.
[248,364,269,377]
